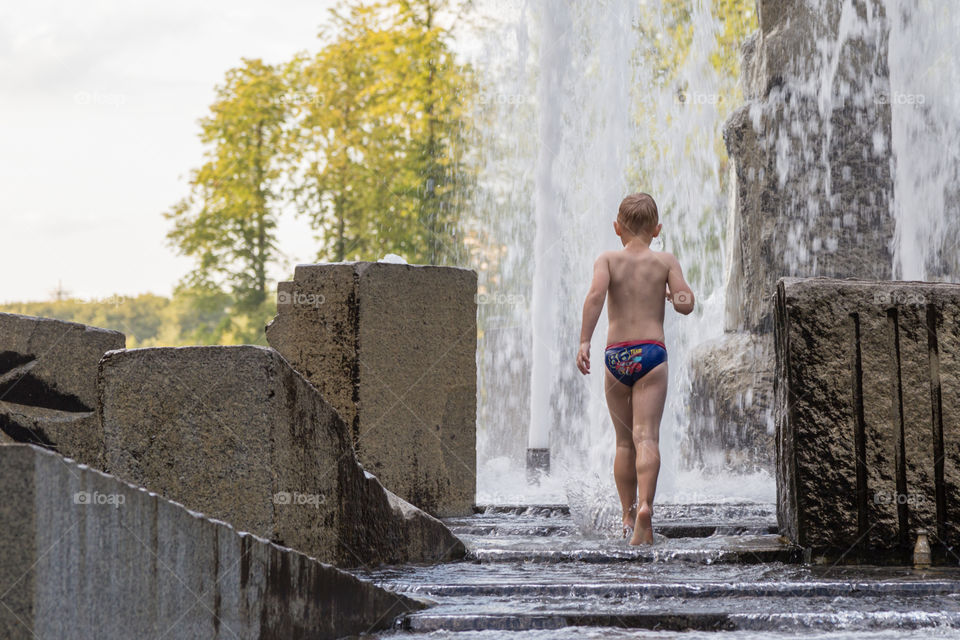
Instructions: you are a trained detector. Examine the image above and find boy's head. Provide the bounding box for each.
[615,192,660,241]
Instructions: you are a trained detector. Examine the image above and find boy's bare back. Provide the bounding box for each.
[602,247,684,345]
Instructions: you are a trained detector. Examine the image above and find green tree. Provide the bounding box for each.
[286,5,401,262]
[165,58,287,314]
[289,0,474,264]
[390,0,475,264]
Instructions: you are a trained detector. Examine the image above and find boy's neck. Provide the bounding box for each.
[622,232,653,248]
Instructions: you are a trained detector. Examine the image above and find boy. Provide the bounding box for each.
[575,193,694,545]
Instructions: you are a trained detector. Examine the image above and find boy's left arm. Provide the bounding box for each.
[577,254,610,374]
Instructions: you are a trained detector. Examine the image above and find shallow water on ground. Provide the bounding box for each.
[351,504,960,638]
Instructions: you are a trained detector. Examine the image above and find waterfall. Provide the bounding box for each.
[468,0,958,507]
[470,0,765,505]
[887,0,960,281]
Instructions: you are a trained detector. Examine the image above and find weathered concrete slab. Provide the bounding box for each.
[266,262,477,517]
[0,313,125,466]
[98,345,465,568]
[687,333,774,473]
[0,444,424,640]
[775,277,960,555]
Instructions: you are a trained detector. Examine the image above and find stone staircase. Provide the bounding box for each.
[352,503,960,637]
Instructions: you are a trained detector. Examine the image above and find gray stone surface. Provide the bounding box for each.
[775,277,960,553]
[722,1,893,334]
[0,312,125,466]
[0,444,424,640]
[266,262,477,517]
[687,333,774,473]
[98,345,465,567]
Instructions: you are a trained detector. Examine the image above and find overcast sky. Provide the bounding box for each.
[0,0,342,303]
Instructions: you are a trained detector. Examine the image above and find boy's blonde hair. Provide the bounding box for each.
[617,193,658,235]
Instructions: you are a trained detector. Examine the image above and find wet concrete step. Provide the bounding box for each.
[473,503,777,521]
[460,533,802,564]
[356,505,960,638]
[459,502,778,540]
[447,521,777,538]
[400,609,960,633]
[393,579,960,599]
[474,504,570,515]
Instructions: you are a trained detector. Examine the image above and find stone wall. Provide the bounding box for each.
[98,345,465,567]
[0,444,423,640]
[775,277,960,555]
[266,262,477,517]
[0,313,125,466]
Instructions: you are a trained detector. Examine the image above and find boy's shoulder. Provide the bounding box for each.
[593,249,620,265]
[654,250,681,268]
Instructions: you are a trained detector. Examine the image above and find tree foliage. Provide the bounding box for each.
[287,0,474,264]
[0,288,274,348]
[165,58,287,316]
[162,0,474,345]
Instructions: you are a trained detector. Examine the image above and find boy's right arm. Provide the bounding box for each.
[577,253,610,374]
[665,252,695,315]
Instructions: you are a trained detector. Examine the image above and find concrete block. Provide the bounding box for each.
[0,444,423,640]
[775,277,960,555]
[98,345,465,567]
[0,313,125,466]
[266,262,477,517]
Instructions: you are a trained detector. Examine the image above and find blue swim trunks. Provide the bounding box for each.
[604,340,667,386]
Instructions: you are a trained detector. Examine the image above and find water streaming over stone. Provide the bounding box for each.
[467,0,958,513]
[470,0,769,508]
[371,3,960,637]
[355,506,960,637]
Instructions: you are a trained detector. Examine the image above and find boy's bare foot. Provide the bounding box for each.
[629,503,654,545]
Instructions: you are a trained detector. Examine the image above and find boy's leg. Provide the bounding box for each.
[629,362,668,545]
[604,369,637,532]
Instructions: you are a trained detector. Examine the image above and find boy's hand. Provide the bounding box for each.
[665,283,673,302]
[576,342,591,374]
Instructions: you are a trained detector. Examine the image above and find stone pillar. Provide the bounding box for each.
[724,0,894,334]
[693,0,896,471]
[0,313,125,467]
[266,262,477,517]
[775,277,960,557]
[0,444,423,640]
[98,345,465,567]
